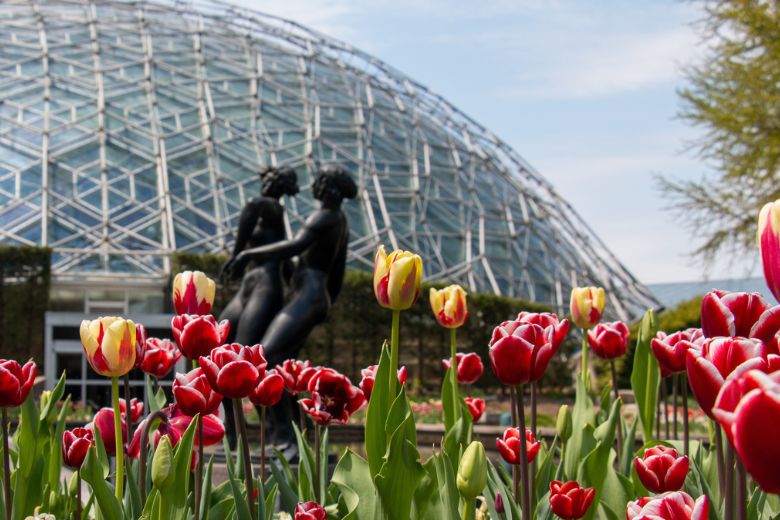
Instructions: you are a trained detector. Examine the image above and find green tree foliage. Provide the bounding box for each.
[0,245,51,364]
[659,0,780,265]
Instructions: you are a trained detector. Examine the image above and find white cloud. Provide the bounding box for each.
[498,26,698,99]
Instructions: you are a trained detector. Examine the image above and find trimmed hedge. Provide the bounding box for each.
[170,252,577,393]
[0,245,51,365]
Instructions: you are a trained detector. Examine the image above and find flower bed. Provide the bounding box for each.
[2,212,780,519]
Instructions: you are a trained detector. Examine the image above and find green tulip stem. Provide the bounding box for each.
[191,358,198,370]
[314,423,322,504]
[123,374,133,468]
[233,398,255,518]
[672,375,678,440]
[259,406,266,484]
[509,386,519,505]
[580,331,589,389]
[681,374,689,456]
[111,376,124,501]
[736,456,747,520]
[194,414,203,520]
[460,497,475,520]
[725,440,734,520]
[2,407,11,520]
[389,309,401,396]
[138,410,168,504]
[76,469,82,520]
[610,359,623,468]
[514,384,531,520]
[450,327,460,423]
[714,422,726,503]
[530,381,537,512]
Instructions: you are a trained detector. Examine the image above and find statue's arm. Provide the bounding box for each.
[231,201,259,256]
[237,226,317,264]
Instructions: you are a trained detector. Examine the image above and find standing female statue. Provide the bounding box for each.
[228,166,357,447]
[219,166,299,344]
[230,166,356,361]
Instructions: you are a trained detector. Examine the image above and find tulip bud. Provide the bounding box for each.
[373,245,423,310]
[556,404,572,443]
[494,492,505,513]
[457,441,488,500]
[569,287,606,329]
[151,435,174,489]
[79,317,137,377]
[759,200,780,304]
[172,270,216,315]
[429,284,469,328]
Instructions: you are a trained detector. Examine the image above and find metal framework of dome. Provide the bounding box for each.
[0,0,660,320]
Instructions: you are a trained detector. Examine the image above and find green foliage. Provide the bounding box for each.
[630,309,660,443]
[659,0,780,264]
[0,245,51,364]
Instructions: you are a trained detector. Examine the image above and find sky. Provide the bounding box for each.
[226,0,760,284]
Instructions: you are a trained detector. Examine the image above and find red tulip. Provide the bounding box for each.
[62,427,94,469]
[172,271,216,315]
[294,501,327,520]
[359,364,407,401]
[173,367,223,416]
[128,404,224,459]
[651,329,704,377]
[549,480,595,520]
[626,492,708,520]
[745,305,780,355]
[138,338,181,378]
[587,321,630,359]
[0,360,37,407]
[516,311,570,350]
[199,343,266,398]
[712,368,780,493]
[464,397,485,422]
[250,369,285,407]
[633,445,689,493]
[758,200,780,304]
[441,353,483,385]
[700,290,770,338]
[686,336,768,417]
[134,323,148,367]
[89,398,144,455]
[489,322,556,385]
[172,314,230,360]
[495,427,540,465]
[300,369,365,426]
[277,359,315,396]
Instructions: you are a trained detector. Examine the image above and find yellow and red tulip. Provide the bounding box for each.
[373,246,423,310]
[429,284,469,328]
[173,270,216,315]
[79,317,137,377]
[758,200,780,304]
[569,286,606,329]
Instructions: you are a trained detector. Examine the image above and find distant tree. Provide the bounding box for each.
[658,0,780,268]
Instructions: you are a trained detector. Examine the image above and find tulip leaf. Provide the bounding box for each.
[600,465,634,518]
[441,366,459,433]
[40,371,67,424]
[630,309,659,443]
[292,422,316,502]
[535,437,557,503]
[92,422,111,479]
[413,456,440,519]
[48,394,71,491]
[564,378,596,480]
[225,453,252,520]
[200,457,214,520]
[169,411,197,514]
[620,416,638,477]
[485,459,521,520]
[432,451,460,519]
[374,391,425,520]
[332,449,381,520]
[270,449,298,514]
[80,446,124,520]
[443,404,472,472]
[578,398,620,520]
[365,343,392,479]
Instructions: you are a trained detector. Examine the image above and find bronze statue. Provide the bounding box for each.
[224,165,357,447]
[219,166,299,344]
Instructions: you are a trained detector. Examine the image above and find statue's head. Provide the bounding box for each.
[312,166,357,206]
[260,166,299,198]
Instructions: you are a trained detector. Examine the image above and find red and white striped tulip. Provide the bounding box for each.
[173,270,216,315]
[80,317,137,377]
[758,200,780,304]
